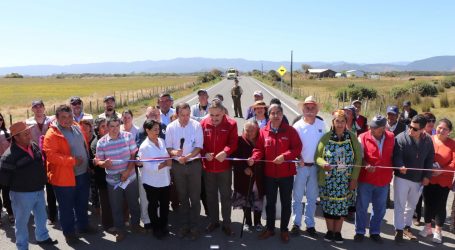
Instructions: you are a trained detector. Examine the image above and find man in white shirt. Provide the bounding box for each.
[165,103,203,240]
[158,93,175,126]
[190,89,210,122]
[291,96,327,237]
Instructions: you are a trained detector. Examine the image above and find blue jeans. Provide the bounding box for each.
[10,190,49,250]
[53,173,90,235]
[355,182,388,235]
[292,165,319,228]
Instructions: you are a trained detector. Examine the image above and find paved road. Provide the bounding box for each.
[1,77,454,249]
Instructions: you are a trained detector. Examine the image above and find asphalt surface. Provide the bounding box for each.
[1,76,454,249]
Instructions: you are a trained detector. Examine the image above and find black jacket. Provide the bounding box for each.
[399,108,418,125]
[0,142,47,192]
[393,131,434,182]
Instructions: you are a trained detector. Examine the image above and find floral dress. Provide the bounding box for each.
[319,131,356,217]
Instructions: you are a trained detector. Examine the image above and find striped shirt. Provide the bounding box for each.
[96,131,138,185]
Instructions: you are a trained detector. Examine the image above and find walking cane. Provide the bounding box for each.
[240,174,254,238]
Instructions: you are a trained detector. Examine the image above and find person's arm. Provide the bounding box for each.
[281,127,303,160]
[43,132,76,169]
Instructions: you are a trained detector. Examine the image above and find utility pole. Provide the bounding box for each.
[290,50,293,90]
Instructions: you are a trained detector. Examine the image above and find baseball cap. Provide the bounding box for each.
[369,115,387,128]
[197,89,208,96]
[103,95,115,102]
[403,100,411,107]
[253,90,263,97]
[351,100,361,106]
[386,105,399,115]
[31,100,44,107]
[70,96,82,105]
[343,105,356,115]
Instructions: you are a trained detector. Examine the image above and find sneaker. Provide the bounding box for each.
[395,230,404,244]
[255,224,264,232]
[324,231,334,242]
[370,234,383,244]
[334,232,344,244]
[419,226,432,237]
[354,233,364,242]
[432,232,442,244]
[36,237,58,245]
[306,227,318,237]
[243,224,253,233]
[290,225,301,236]
[403,227,417,241]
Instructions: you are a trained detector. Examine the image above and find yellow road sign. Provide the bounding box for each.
[277,65,287,76]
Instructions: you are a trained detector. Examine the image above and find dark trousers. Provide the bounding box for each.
[423,184,450,226]
[414,195,423,221]
[205,170,232,227]
[232,96,243,117]
[98,187,113,230]
[244,208,261,227]
[53,173,90,235]
[45,182,57,222]
[265,176,293,232]
[0,185,13,215]
[144,184,170,231]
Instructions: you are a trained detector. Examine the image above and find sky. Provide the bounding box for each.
[0,0,454,67]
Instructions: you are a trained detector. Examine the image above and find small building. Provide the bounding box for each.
[346,70,365,78]
[307,69,337,78]
[335,72,347,78]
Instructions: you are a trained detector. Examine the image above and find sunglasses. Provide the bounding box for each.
[71,102,82,106]
[409,126,421,132]
[427,119,436,123]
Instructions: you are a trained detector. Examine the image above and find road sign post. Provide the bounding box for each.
[277,65,287,92]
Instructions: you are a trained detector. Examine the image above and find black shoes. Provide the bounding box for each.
[37,238,58,245]
[354,233,364,242]
[306,227,318,237]
[324,231,334,242]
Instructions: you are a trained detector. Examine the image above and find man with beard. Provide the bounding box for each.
[99,96,121,119]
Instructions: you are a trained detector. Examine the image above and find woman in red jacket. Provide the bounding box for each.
[248,104,302,243]
[420,118,455,244]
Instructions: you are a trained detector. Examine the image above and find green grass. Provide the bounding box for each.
[0,75,198,123]
[255,75,455,128]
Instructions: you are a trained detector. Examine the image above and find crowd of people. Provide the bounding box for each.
[0,87,454,249]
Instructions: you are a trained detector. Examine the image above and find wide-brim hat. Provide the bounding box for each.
[9,121,34,137]
[298,95,318,108]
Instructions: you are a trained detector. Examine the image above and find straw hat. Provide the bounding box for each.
[9,121,33,137]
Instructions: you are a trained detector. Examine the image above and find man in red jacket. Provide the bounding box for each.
[354,115,395,244]
[201,100,238,236]
[248,104,302,243]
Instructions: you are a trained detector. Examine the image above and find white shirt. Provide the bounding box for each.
[165,119,203,157]
[138,138,171,187]
[160,108,175,126]
[293,118,327,163]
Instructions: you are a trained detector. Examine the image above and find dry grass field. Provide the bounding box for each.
[0,75,198,124]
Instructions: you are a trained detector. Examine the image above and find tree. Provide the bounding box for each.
[301,64,312,73]
[210,69,222,77]
[4,72,23,78]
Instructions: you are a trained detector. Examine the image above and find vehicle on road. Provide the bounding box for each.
[226,68,238,80]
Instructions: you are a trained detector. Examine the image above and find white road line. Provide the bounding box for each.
[250,78,300,116]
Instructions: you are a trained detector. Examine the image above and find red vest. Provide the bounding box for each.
[358,130,395,186]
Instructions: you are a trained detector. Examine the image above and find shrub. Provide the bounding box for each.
[390,86,409,99]
[411,82,438,97]
[440,93,450,108]
[437,84,445,93]
[335,84,377,101]
[442,80,452,88]
[421,98,434,112]
[4,72,23,78]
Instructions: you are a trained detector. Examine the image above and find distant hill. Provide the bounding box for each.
[0,56,454,76]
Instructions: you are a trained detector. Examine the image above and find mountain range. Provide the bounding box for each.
[1,56,455,76]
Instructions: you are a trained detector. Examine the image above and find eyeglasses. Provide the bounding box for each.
[409,126,420,132]
[427,119,436,123]
[71,102,82,106]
